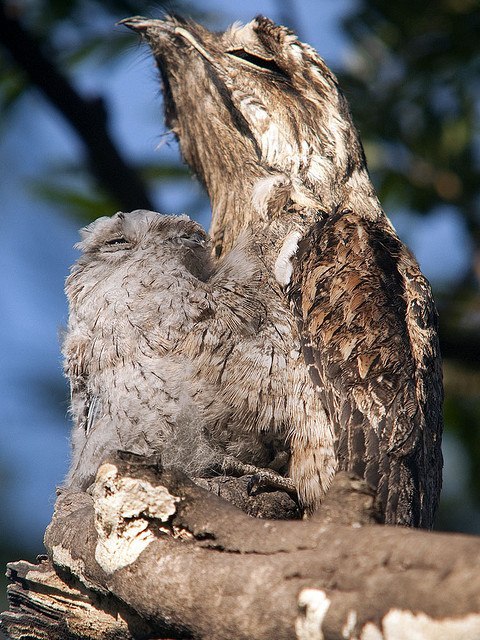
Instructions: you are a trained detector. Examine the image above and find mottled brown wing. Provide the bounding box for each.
[287,208,443,527]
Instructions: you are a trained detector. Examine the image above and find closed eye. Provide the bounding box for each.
[173,232,206,248]
[226,49,288,78]
[104,237,129,246]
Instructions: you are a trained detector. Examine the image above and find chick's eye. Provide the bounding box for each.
[174,231,206,248]
[104,237,128,246]
[226,49,287,77]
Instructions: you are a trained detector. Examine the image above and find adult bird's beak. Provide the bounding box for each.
[117,16,154,33]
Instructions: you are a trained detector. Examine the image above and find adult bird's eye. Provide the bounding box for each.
[226,49,287,77]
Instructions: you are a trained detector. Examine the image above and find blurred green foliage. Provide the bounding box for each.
[340,0,479,224]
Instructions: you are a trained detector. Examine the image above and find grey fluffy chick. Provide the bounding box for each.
[63,210,331,502]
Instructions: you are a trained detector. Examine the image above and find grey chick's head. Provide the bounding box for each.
[66,210,213,333]
[74,210,212,279]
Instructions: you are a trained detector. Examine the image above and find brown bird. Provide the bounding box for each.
[121,15,443,527]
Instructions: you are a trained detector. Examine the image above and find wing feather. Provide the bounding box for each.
[287,208,443,527]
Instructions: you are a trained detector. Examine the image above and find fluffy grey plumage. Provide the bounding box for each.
[64,211,215,489]
[122,15,444,527]
[63,210,333,504]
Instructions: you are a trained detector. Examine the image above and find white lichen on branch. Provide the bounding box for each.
[295,588,480,640]
[91,462,179,572]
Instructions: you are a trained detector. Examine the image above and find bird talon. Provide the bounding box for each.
[247,473,264,496]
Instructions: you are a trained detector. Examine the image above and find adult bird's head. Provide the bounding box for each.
[121,15,377,254]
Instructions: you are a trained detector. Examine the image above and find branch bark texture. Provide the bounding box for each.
[3,453,480,640]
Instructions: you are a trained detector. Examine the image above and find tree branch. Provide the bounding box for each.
[0,3,156,212]
[3,453,480,640]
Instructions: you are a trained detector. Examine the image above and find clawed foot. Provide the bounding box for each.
[247,471,297,499]
[215,455,298,501]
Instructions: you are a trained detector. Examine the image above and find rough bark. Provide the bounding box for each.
[2,558,154,640]
[2,452,480,640]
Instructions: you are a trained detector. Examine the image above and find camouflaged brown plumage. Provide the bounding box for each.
[122,15,443,527]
